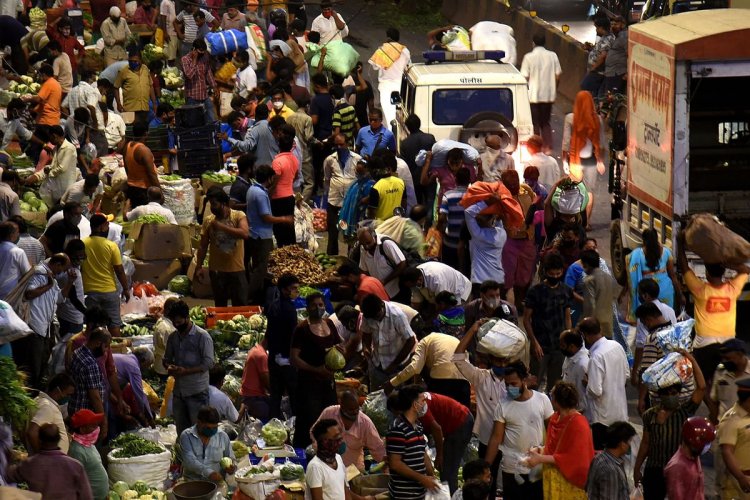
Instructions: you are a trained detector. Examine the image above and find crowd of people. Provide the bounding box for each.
[0,1,748,500]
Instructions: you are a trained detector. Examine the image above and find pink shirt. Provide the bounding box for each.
[271,152,299,199]
[240,344,269,397]
[664,447,704,500]
[312,405,386,471]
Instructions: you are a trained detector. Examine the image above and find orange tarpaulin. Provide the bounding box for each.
[459,181,525,228]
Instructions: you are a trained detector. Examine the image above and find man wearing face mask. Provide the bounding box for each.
[323,133,361,255]
[114,48,157,126]
[269,88,295,120]
[484,360,553,499]
[586,422,637,500]
[560,329,590,418]
[27,373,75,454]
[100,7,131,66]
[182,39,217,124]
[312,390,386,472]
[453,317,508,496]
[68,327,110,432]
[464,280,518,334]
[46,17,84,75]
[307,419,372,500]
[631,346,705,498]
[290,293,342,448]
[164,300,215,435]
[179,406,236,482]
[664,416,715,500]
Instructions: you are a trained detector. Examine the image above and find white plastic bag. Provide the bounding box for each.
[469,21,517,65]
[0,300,33,345]
[161,177,196,225]
[415,140,480,168]
[107,448,171,489]
[642,352,693,391]
[425,481,451,500]
[477,319,527,358]
[294,201,318,252]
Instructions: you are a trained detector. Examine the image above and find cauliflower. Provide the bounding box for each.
[20,75,34,84]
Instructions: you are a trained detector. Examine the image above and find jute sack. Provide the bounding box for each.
[684,213,750,265]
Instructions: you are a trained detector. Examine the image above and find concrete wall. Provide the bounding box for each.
[441,0,589,104]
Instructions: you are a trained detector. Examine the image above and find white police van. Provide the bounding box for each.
[391,50,534,165]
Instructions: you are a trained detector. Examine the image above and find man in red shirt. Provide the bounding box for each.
[336,262,389,304]
[240,337,270,421]
[46,17,84,74]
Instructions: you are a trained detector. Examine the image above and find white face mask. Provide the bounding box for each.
[272,101,284,110]
[416,401,428,417]
[483,297,500,310]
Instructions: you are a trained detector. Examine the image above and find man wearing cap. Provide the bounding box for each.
[311,1,349,45]
[100,6,131,66]
[81,214,129,337]
[719,377,750,498]
[68,409,109,499]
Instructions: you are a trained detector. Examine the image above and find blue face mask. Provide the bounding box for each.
[129,61,140,71]
[200,426,218,437]
[338,441,347,455]
[57,396,70,406]
[491,366,506,378]
[507,386,522,400]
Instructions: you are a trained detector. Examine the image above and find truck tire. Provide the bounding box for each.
[460,111,519,153]
[610,220,628,286]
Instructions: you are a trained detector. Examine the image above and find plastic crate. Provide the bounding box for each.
[175,104,206,128]
[176,147,222,178]
[205,305,262,328]
[176,123,220,150]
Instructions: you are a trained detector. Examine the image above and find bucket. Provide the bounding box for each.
[172,480,218,500]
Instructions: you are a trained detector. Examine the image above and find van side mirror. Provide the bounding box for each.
[390,91,402,105]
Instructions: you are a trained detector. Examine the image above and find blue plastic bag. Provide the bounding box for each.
[655,318,695,353]
[292,288,334,314]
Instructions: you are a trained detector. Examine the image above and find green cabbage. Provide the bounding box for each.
[167,275,191,295]
[132,481,150,496]
[112,482,130,496]
[280,463,305,481]
[325,348,345,371]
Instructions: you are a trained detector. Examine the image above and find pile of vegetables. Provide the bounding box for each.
[362,390,390,437]
[268,245,327,285]
[160,88,185,109]
[19,191,48,213]
[134,214,169,225]
[260,419,288,447]
[238,331,263,350]
[202,172,236,185]
[8,76,41,95]
[167,275,191,295]
[110,434,166,458]
[243,464,274,477]
[0,358,36,429]
[141,44,165,65]
[280,463,305,481]
[298,286,320,298]
[189,306,206,327]
[132,282,159,298]
[160,173,183,181]
[161,67,184,89]
[109,480,165,500]
[312,208,327,232]
[315,253,339,271]
[221,374,241,402]
[121,324,152,337]
[232,440,249,458]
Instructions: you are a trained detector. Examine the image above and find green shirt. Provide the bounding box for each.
[332,104,357,146]
[69,441,109,500]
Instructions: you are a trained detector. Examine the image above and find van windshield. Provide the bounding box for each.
[432,88,514,125]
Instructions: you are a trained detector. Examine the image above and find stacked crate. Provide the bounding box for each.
[175,105,222,178]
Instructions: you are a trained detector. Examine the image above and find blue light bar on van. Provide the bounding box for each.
[423,50,506,64]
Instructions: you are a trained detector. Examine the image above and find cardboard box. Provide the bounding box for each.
[131,223,192,261]
[187,255,213,299]
[131,258,182,290]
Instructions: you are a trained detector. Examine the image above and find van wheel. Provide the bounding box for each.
[611,220,628,286]
[461,111,519,153]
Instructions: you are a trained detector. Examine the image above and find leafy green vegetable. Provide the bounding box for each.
[202,172,236,184]
[325,348,345,371]
[132,480,150,496]
[112,481,130,496]
[280,463,305,481]
[111,435,165,458]
[160,174,183,181]
[298,286,321,298]
[167,275,191,295]
[220,457,233,470]
[0,358,36,429]
[232,441,249,458]
[134,214,169,225]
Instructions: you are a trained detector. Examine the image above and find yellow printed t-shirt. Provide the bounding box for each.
[81,235,122,293]
[372,176,405,221]
[202,209,246,273]
[685,270,748,339]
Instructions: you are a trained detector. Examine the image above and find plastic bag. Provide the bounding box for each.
[120,290,149,316]
[362,390,390,437]
[312,207,327,232]
[306,40,359,76]
[294,201,318,252]
[642,352,693,391]
[129,425,178,447]
[654,319,695,353]
[238,415,263,445]
[415,140,480,168]
[551,183,588,215]
[260,418,288,447]
[425,481,451,500]
[205,29,249,56]
[424,227,442,259]
[469,21,516,65]
[630,484,644,500]
[0,300,33,345]
[161,177,195,225]
[477,319,527,358]
[107,447,171,489]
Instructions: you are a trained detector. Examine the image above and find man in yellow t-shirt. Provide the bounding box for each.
[718,378,750,499]
[677,230,750,388]
[367,159,405,221]
[195,186,249,307]
[81,214,130,336]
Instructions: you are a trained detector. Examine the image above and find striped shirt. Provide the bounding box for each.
[439,186,468,249]
[387,416,427,499]
[643,399,700,469]
[176,8,215,44]
[586,450,629,500]
[332,104,358,146]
